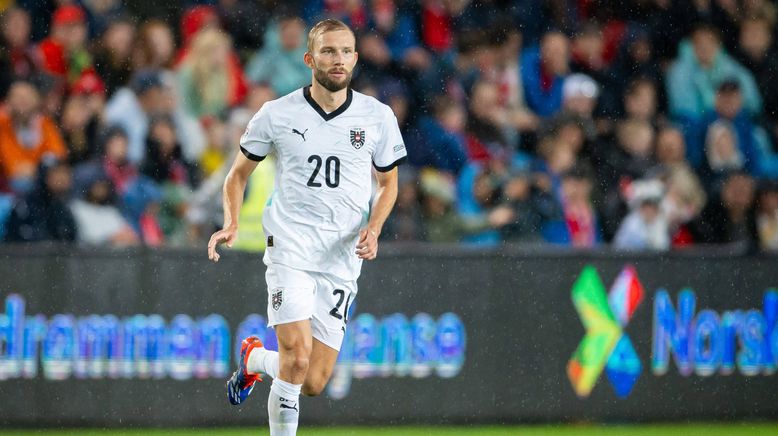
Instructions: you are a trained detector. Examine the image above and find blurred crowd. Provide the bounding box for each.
[1,0,777,252]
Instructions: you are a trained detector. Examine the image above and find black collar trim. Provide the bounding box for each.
[303,86,353,121]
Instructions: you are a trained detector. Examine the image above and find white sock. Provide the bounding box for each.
[247,347,279,379]
[268,378,301,436]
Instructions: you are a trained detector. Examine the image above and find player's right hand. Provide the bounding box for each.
[208,227,237,262]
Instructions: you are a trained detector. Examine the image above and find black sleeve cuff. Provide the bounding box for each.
[373,156,407,172]
[240,146,266,162]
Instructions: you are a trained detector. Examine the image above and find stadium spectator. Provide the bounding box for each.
[354,31,401,87]
[466,80,513,156]
[132,19,176,71]
[420,168,510,243]
[104,69,166,164]
[245,16,310,97]
[491,25,539,137]
[666,24,762,123]
[80,0,127,38]
[92,16,136,97]
[177,28,248,118]
[593,118,656,240]
[605,25,664,118]
[215,0,267,53]
[690,171,758,247]
[36,5,96,87]
[366,0,429,71]
[69,170,138,246]
[559,73,599,138]
[493,167,543,243]
[198,117,230,178]
[380,167,424,242]
[0,7,36,97]
[655,125,691,168]
[735,16,778,120]
[0,79,67,194]
[662,163,708,247]
[698,81,765,185]
[90,126,138,196]
[558,166,600,247]
[406,94,468,175]
[4,159,77,243]
[60,71,106,165]
[419,0,456,54]
[613,178,670,251]
[521,31,571,118]
[570,23,608,87]
[621,77,659,124]
[141,115,193,244]
[303,0,369,31]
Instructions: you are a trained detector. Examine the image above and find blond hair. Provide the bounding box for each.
[186,28,231,114]
[306,18,354,53]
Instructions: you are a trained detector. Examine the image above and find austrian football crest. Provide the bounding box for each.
[272,289,283,311]
[350,128,365,149]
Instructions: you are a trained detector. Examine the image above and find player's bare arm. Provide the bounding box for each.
[356,167,399,260]
[207,152,259,262]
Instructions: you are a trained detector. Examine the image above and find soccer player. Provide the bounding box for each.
[207,19,406,435]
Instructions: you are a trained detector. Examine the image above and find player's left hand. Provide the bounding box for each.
[356,227,379,260]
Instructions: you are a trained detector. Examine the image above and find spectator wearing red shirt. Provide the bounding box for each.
[36,5,96,88]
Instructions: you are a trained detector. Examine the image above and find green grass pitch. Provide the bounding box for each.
[2,424,778,435]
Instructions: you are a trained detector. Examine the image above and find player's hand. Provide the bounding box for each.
[208,227,237,262]
[356,227,378,260]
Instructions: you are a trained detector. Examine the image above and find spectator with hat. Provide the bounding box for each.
[61,71,107,165]
[36,5,96,87]
[613,178,670,250]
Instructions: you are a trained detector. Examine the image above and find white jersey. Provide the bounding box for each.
[240,86,406,280]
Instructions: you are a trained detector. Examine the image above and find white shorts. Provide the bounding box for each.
[265,262,357,351]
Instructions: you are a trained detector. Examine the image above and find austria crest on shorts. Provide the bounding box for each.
[350,127,365,149]
[272,289,283,311]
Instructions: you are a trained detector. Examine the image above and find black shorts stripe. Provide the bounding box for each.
[240,146,266,162]
[373,156,407,172]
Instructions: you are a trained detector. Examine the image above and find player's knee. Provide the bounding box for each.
[291,356,310,374]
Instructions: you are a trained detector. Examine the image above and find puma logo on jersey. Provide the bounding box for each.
[292,128,308,141]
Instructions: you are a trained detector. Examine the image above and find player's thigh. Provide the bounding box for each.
[265,263,317,328]
[310,273,357,352]
[274,319,313,354]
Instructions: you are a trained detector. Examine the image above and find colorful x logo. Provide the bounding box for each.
[567,265,644,398]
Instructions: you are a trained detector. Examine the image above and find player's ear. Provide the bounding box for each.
[304,52,314,69]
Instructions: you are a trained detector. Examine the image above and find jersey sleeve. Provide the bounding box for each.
[373,106,407,172]
[239,104,274,161]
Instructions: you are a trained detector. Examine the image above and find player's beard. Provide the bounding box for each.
[313,64,352,92]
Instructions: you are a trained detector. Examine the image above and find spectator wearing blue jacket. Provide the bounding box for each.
[521,31,570,118]
[245,16,310,97]
[697,80,775,185]
[666,24,762,125]
[406,95,468,175]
